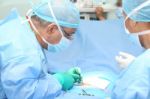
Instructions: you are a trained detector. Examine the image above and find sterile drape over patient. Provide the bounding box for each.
[45,19,144,98]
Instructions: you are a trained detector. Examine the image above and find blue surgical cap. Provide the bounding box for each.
[30,0,80,28]
[123,0,150,22]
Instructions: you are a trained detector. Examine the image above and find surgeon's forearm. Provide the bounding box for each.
[2,73,62,99]
[1,57,62,99]
[32,74,62,98]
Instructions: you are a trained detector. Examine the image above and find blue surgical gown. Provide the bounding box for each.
[0,10,62,99]
[111,49,150,99]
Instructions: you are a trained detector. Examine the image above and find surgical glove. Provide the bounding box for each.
[67,67,82,83]
[115,52,136,69]
[54,73,75,91]
[54,67,82,91]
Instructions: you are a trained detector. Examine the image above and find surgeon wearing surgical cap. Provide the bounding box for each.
[112,0,150,99]
[0,0,82,99]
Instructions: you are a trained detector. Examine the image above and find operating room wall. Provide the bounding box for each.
[0,0,38,19]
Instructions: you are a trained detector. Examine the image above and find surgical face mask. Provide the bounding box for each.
[41,27,71,53]
[47,36,71,52]
[24,8,71,53]
[48,38,71,53]
[123,21,141,47]
[124,1,150,47]
[129,34,142,47]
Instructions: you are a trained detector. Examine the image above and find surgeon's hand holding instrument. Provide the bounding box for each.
[54,67,82,91]
[68,67,82,83]
[115,52,136,69]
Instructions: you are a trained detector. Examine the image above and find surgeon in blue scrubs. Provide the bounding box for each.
[112,0,150,99]
[0,0,82,98]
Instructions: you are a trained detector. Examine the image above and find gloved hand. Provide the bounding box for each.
[115,52,136,69]
[67,67,82,83]
[54,67,82,91]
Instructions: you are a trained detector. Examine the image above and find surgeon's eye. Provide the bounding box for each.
[61,28,74,40]
[64,32,74,40]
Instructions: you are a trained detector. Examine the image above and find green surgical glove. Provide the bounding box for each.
[54,67,82,91]
[67,67,82,83]
[54,73,75,91]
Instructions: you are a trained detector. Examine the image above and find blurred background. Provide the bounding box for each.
[0,0,120,20]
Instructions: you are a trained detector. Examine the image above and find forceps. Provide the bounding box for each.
[78,89,94,96]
